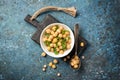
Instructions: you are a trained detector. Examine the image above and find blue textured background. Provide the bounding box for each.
[0,0,120,80]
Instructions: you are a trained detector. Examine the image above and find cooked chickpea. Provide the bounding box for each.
[68,39,71,44]
[53,38,57,43]
[59,46,62,49]
[50,43,54,47]
[58,42,61,46]
[74,56,79,60]
[73,64,79,69]
[59,26,63,30]
[63,58,67,61]
[56,48,60,52]
[51,31,54,35]
[65,31,70,35]
[58,34,62,38]
[53,33,57,37]
[56,29,61,33]
[51,48,54,52]
[43,37,47,42]
[49,62,53,67]
[59,50,64,54]
[53,59,58,64]
[67,44,71,49]
[49,35,54,40]
[51,64,57,69]
[80,42,84,47]
[47,46,51,51]
[53,44,56,47]
[70,62,74,66]
[48,38,51,42]
[66,55,70,59]
[52,26,56,31]
[46,29,51,33]
[41,52,46,57]
[63,34,66,38]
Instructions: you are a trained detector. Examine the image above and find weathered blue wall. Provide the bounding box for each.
[0,0,120,80]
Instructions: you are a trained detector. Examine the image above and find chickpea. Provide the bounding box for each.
[73,64,79,69]
[48,38,51,42]
[65,31,70,35]
[50,43,54,47]
[51,31,54,35]
[63,34,66,38]
[74,56,79,60]
[66,55,70,59]
[67,44,71,49]
[41,52,46,57]
[43,37,47,42]
[53,59,58,64]
[49,35,54,40]
[52,26,56,31]
[49,62,53,67]
[59,46,62,49]
[53,44,56,47]
[56,29,61,33]
[72,60,79,65]
[70,62,74,66]
[47,46,51,51]
[80,42,84,47]
[68,39,71,44]
[51,48,54,52]
[56,48,60,52]
[59,50,64,54]
[59,26,63,30]
[46,29,51,33]
[52,38,57,43]
[53,33,57,37]
[58,42,61,46]
[51,64,57,69]
[63,58,67,61]
[58,34,62,38]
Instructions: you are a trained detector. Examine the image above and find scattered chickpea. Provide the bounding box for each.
[53,59,58,64]
[49,62,53,67]
[51,64,57,69]
[43,65,47,68]
[82,56,85,59]
[63,34,66,38]
[66,55,70,59]
[42,68,46,72]
[41,52,46,57]
[63,58,67,62]
[65,31,70,35]
[80,42,84,47]
[57,73,61,77]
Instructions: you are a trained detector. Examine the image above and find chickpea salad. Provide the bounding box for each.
[42,25,71,55]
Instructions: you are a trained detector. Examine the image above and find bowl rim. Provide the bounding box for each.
[40,23,75,58]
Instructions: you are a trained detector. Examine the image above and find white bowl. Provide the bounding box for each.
[40,23,75,58]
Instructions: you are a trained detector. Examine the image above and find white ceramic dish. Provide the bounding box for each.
[40,23,74,58]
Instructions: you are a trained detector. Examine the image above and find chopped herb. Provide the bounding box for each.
[54,48,58,55]
[44,41,50,46]
[55,25,59,31]
[44,32,50,37]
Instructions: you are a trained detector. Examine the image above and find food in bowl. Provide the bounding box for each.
[40,23,74,58]
[43,24,71,54]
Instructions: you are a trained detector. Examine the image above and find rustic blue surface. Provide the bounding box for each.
[0,0,120,80]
